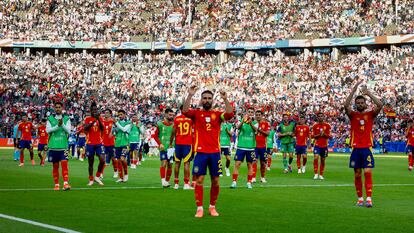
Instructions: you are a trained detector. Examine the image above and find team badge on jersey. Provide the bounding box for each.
[205,117,211,123]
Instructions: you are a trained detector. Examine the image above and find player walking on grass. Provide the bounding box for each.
[344,80,383,207]
[311,113,331,180]
[253,110,270,183]
[113,110,131,183]
[155,109,175,187]
[220,120,233,177]
[295,116,310,174]
[102,109,117,178]
[278,114,295,173]
[17,113,35,166]
[37,119,49,166]
[231,108,257,189]
[170,105,194,190]
[266,124,277,170]
[46,102,71,191]
[83,102,106,186]
[406,120,414,171]
[129,115,144,169]
[76,124,87,161]
[13,120,21,161]
[183,87,233,218]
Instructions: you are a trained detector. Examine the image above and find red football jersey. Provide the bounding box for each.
[18,122,34,141]
[84,116,103,145]
[407,127,414,146]
[255,121,270,148]
[174,114,193,146]
[349,111,374,148]
[312,122,331,148]
[184,109,234,153]
[37,125,49,144]
[102,119,115,146]
[295,125,310,146]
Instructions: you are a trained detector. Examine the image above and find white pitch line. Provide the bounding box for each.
[0,213,81,233]
[0,183,413,192]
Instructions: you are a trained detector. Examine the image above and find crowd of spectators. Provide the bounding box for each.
[0,45,413,146]
[1,0,413,42]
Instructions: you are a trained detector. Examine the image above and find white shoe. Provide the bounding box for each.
[225,168,230,177]
[283,169,288,174]
[246,182,252,189]
[183,184,194,190]
[116,178,124,183]
[94,176,104,185]
[251,178,256,183]
[174,184,179,189]
[219,174,223,177]
[266,167,271,171]
[131,164,136,169]
[79,158,84,161]
[137,162,142,166]
[298,169,302,174]
[230,181,237,189]
[123,175,128,182]
[142,158,145,162]
[100,174,104,180]
[113,171,118,178]
[162,180,170,188]
[409,166,413,171]
[301,166,306,173]
[313,174,319,180]
[319,175,324,180]
[260,177,267,183]
[87,180,94,186]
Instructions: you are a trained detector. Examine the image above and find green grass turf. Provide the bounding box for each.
[0,148,413,233]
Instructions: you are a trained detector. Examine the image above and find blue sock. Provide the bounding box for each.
[14,151,20,160]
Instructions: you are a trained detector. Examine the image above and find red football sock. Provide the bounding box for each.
[174,178,179,184]
[53,162,59,185]
[61,160,69,182]
[20,151,24,163]
[132,159,136,165]
[112,159,118,172]
[320,159,325,176]
[313,159,318,174]
[247,174,252,183]
[166,167,172,182]
[195,184,203,207]
[364,172,373,197]
[210,185,220,206]
[252,163,257,178]
[89,175,94,181]
[296,155,301,169]
[354,174,363,197]
[409,155,413,167]
[122,160,128,175]
[118,162,124,179]
[260,163,266,178]
[160,167,166,179]
[267,157,272,168]
[303,157,307,166]
[184,177,190,185]
[232,173,238,182]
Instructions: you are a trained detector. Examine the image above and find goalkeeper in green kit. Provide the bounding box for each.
[277,114,295,173]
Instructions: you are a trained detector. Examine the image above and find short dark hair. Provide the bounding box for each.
[299,115,305,119]
[118,109,126,114]
[41,118,47,123]
[282,113,289,118]
[355,95,366,102]
[201,90,214,96]
[90,102,97,109]
[255,109,263,114]
[54,101,63,107]
[165,108,174,114]
[105,108,112,114]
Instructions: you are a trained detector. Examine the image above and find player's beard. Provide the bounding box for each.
[356,106,366,112]
[202,102,212,110]
[167,117,174,122]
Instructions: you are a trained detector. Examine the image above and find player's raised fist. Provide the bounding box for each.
[219,90,227,100]
[188,86,198,96]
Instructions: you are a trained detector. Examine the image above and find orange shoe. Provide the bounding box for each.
[54,184,60,191]
[194,208,204,218]
[209,207,219,217]
[31,160,35,166]
[63,183,71,191]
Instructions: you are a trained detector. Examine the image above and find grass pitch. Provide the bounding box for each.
[0,148,413,233]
